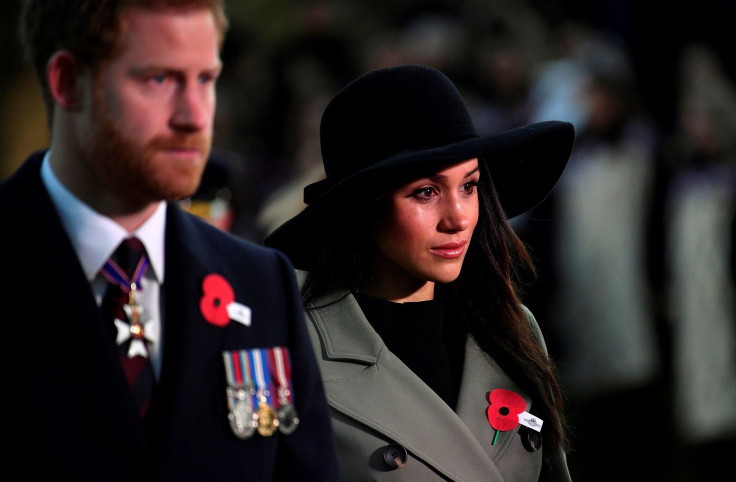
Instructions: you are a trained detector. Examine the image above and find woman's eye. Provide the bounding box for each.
[462,180,479,193]
[412,187,436,198]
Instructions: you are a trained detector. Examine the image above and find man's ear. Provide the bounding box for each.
[47,50,85,110]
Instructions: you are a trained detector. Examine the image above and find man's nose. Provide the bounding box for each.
[171,84,212,131]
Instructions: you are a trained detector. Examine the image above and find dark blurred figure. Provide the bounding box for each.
[661,43,736,482]
[252,0,356,239]
[470,19,538,135]
[179,149,239,233]
[517,31,673,481]
[266,0,357,170]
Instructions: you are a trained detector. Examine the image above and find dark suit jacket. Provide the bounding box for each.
[0,151,339,481]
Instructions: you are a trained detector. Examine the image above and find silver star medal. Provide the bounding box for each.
[226,384,258,439]
[114,290,157,358]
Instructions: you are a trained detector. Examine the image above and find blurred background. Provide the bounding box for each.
[3,1,735,480]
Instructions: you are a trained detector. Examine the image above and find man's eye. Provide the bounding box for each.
[150,74,168,85]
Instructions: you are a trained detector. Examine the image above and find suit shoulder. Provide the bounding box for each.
[184,212,293,267]
[0,151,45,200]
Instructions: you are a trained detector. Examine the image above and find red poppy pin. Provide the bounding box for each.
[486,388,544,445]
[200,274,251,327]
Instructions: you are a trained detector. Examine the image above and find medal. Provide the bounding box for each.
[223,351,258,439]
[125,284,144,335]
[226,386,258,439]
[257,397,279,436]
[250,349,279,437]
[102,256,153,358]
[268,347,300,434]
[225,348,299,438]
[276,400,299,434]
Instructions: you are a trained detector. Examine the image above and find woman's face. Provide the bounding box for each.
[367,158,480,301]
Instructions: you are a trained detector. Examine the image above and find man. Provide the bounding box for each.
[1,1,339,480]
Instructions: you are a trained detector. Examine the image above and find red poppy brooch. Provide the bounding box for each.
[486,388,543,445]
[200,273,251,327]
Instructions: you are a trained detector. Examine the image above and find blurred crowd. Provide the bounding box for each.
[2,1,736,480]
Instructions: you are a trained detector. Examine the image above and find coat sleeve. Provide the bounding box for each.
[271,252,340,481]
[522,304,549,355]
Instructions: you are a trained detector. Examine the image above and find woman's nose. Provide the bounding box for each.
[438,196,471,232]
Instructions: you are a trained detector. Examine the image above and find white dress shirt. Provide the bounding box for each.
[41,152,166,377]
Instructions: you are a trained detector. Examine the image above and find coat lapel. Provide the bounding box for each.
[307,291,505,482]
[456,340,533,464]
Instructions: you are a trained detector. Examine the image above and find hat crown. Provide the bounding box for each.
[319,65,478,180]
[266,65,575,271]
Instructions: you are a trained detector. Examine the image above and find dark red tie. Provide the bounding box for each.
[101,237,155,418]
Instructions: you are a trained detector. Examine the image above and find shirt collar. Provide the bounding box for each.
[41,151,167,283]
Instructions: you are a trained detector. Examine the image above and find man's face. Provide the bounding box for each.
[82,8,222,206]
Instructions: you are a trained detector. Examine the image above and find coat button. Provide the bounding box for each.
[382,443,408,469]
[519,426,542,452]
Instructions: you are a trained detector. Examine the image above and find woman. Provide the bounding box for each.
[265,65,575,481]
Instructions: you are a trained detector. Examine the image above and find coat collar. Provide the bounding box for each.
[305,288,510,482]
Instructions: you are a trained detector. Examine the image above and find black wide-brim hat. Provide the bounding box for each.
[265,64,575,270]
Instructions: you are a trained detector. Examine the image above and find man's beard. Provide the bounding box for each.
[86,88,211,208]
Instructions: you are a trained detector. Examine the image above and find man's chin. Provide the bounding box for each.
[159,177,204,202]
[138,163,204,203]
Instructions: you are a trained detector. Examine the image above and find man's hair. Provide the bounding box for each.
[19,0,228,121]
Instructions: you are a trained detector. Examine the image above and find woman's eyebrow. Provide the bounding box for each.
[464,166,480,177]
[427,166,480,182]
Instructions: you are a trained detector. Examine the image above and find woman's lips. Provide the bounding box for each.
[430,241,467,259]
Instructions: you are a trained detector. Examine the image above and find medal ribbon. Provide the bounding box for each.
[222,350,260,439]
[268,347,294,408]
[223,351,257,406]
[248,349,273,407]
[223,351,238,385]
[223,350,251,386]
[239,350,260,409]
[101,254,149,294]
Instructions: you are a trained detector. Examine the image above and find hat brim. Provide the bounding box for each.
[264,120,574,270]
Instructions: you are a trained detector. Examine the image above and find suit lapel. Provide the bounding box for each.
[307,291,504,482]
[149,206,230,452]
[13,154,146,455]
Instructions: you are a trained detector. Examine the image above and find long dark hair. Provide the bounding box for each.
[302,159,568,462]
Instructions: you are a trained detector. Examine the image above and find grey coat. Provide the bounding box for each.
[299,271,571,482]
